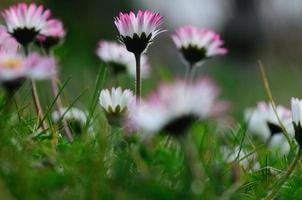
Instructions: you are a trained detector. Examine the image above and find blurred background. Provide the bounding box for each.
[1,0,302,118]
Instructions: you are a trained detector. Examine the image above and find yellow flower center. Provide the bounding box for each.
[0,58,22,69]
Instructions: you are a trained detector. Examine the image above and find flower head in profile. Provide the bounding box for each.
[36,19,66,50]
[245,102,293,142]
[52,107,88,135]
[0,52,56,92]
[291,98,302,146]
[96,41,150,77]
[114,10,164,55]
[128,78,226,137]
[100,87,134,126]
[0,26,19,53]
[2,3,51,46]
[99,87,134,115]
[172,25,227,66]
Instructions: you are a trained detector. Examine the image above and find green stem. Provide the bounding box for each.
[24,44,48,132]
[263,149,302,200]
[134,53,141,102]
[31,80,48,131]
[258,61,294,148]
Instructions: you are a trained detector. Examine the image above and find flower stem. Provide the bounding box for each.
[258,61,294,148]
[263,149,302,200]
[50,76,73,142]
[24,44,48,132]
[185,63,196,83]
[134,53,141,102]
[31,80,48,131]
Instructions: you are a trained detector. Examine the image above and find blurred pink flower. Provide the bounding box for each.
[172,25,227,66]
[36,19,66,49]
[97,40,150,78]
[127,78,226,137]
[114,10,164,54]
[0,26,19,54]
[0,52,56,82]
[2,3,51,45]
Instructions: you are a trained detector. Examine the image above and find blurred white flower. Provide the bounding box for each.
[245,102,294,155]
[222,146,260,171]
[97,41,150,78]
[52,107,87,125]
[268,134,291,156]
[128,78,226,137]
[52,107,88,135]
[245,102,293,141]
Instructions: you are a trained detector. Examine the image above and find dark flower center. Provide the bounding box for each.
[162,115,198,137]
[107,62,127,75]
[2,78,25,94]
[266,121,283,136]
[180,45,207,67]
[35,36,61,51]
[293,122,302,147]
[67,119,84,136]
[11,28,39,46]
[120,32,152,55]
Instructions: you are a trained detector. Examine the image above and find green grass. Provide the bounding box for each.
[0,78,301,200]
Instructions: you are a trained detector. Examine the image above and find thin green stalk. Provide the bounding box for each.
[134,53,141,102]
[258,61,294,148]
[263,149,302,200]
[49,77,73,142]
[45,49,73,142]
[86,66,107,130]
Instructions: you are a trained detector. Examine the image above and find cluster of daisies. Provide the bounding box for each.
[2,3,302,172]
[0,3,229,143]
[97,10,229,139]
[0,3,84,141]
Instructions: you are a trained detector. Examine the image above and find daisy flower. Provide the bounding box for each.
[0,52,56,91]
[245,102,293,141]
[0,26,19,53]
[52,107,88,135]
[172,25,227,66]
[114,10,163,98]
[114,10,164,55]
[128,78,226,137]
[2,3,51,46]
[245,102,293,155]
[100,87,134,126]
[36,19,66,50]
[99,87,134,115]
[96,40,150,78]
